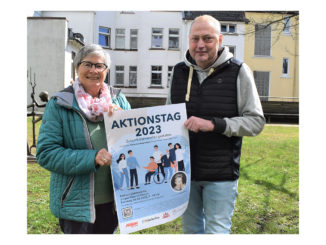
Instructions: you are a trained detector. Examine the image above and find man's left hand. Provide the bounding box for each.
[184,116,214,133]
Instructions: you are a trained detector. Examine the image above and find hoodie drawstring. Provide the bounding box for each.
[185,67,214,102]
[185,66,194,102]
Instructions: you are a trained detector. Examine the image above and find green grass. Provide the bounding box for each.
[27,119,299,234]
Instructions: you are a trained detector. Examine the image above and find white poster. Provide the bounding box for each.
[104,103,190,234]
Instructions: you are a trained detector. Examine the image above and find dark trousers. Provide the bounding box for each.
[145,171,155,182]
[130,169,138,187]
[178,160,185,172]
[157,163,165,177]
[59,202,118,234]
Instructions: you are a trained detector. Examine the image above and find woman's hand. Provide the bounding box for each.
[108,104,122,116]
[95,148,113,166]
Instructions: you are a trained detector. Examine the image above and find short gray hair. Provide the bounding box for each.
[189,15,221,35]
[74,44,111,69]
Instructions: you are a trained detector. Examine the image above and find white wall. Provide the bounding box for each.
[27,18,68,105]
[41,11,95,44]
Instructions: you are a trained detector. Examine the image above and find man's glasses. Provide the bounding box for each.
[78,61,108,72]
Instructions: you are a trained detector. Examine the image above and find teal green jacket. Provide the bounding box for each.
[36,85,130,223]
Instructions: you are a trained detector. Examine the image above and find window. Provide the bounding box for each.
[226,46,236,57]
[167,66,174,87]
[254,24,271,56]
[115,29,125,49]
[282,58,289,77]
[129,66,137,87]
[253,71,270,101]
[283,16,291,34]
[169,29,179,49]
[130,29,138,50]
[115,66,124,86]
[99,26,111,47]
[152,28,163,48]
[151,66,162,86]
[221,24,236,34]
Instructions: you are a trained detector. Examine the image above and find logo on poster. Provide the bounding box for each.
[126,221,138,228]
[162,212,170,219]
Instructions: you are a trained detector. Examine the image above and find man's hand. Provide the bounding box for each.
[184,116,214,133]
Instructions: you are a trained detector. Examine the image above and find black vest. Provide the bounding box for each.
[171,58,243,181]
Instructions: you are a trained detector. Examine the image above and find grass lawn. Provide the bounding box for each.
[27,117,298,234]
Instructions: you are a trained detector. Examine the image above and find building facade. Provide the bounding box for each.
[27,17,83,106]
[33,11,248,108]
[244,11,299,102]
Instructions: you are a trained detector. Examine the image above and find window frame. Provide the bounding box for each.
[151,28,164,49]
[168,28,180,50]
[221,23,237,34]
[115,65,125,86]
[283,16,291,35]
[98,26,111,48]
[130,29,138,50]
[150,65,163,87]
[167,66,174,88]
[253,70,270,101]
[129,66,137,87]
[254,24,272,57]
[115,28,125,49]
[282,58,290,77]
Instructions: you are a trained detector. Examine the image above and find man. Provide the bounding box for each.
[143,156,158,185]
[126,150,140,189]
[167,143,177,172]
[161,150,173,183]
[166,15,265,234]
[152,145,165,181]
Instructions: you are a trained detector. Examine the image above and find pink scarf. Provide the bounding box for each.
[73,78,112,122]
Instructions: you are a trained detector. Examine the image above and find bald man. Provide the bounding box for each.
[166,15,265,234]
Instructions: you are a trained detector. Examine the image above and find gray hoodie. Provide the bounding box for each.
[166,46,265,137]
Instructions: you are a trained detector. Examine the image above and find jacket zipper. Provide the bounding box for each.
[73,108,96,222]
[61,177,75,207]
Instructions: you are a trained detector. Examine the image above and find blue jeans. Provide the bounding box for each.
[182,180,238,234]
[120,168,129,188]
[164,167,174,180]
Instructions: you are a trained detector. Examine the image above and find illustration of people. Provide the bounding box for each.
[127,150,140,189]
[153,145,165,182]
[162,150,173,183]
[175,143,186,172]
[143,156,158,185]
[172,172,187,191]
[168,143,177,172]
[117,153,130,190]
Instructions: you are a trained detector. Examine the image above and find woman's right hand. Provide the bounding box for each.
[95,148,112,167]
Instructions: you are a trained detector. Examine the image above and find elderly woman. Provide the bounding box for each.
[36,44,131,234]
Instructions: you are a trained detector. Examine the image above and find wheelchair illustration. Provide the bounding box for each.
[152,168,165,184]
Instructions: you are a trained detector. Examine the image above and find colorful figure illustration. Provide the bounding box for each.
[174,143,185,172]
[143,156,158,185]
[162,151,173,183]
[168,142,177,172]
[117,153,130,190]
[153,145,165,181]
[127,150,140,189]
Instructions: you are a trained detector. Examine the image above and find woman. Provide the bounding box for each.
[174,143,186,172]
[117,153,130,190]
[36,44,131,234]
